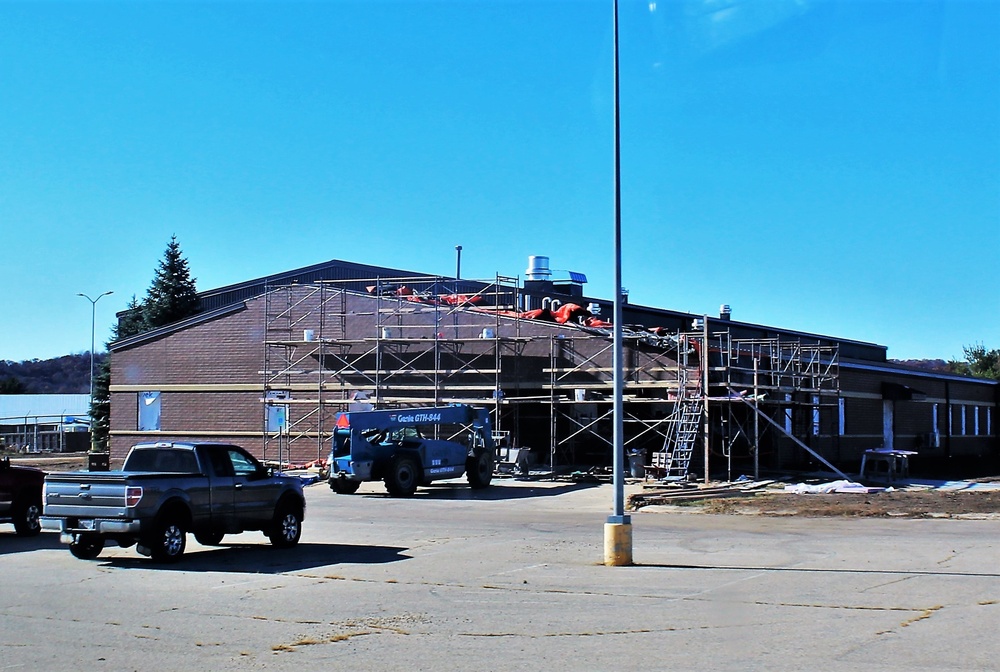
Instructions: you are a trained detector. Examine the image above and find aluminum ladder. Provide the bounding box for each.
[653,399,702,480]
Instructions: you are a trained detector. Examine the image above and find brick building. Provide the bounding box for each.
[108,257,998,479]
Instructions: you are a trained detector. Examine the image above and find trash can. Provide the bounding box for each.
[88,452,110,472]
[627,450,645,478]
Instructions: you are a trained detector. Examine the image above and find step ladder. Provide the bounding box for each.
[650,399,702,480]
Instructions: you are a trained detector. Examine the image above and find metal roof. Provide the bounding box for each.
[0,394,91,422]
[108,257,988,373]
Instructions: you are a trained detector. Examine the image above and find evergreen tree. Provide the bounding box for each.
[90,360,111,450]
[112,295,148,341]
[92,237,201,451]
[143,235,200,329]
[949,344,1000,381]
[0,376,27,394]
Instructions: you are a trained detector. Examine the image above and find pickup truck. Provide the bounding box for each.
[40,441,306,562]
[0,456,44,536]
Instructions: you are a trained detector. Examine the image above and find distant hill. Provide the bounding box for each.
[890,358,953,373]
[0,354,105,394]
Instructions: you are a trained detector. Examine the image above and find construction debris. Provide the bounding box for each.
[628,480,772,510]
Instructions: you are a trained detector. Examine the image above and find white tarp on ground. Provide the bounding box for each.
[784,480,885,494]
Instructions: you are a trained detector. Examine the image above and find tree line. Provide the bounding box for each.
[0,354,104,394]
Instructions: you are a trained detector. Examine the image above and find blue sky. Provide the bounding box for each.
[1,0,997,363]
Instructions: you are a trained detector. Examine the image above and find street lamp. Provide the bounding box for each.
[77,291,113,438]
[604,0,633,566]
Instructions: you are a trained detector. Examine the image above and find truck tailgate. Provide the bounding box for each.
[44,471,132,518]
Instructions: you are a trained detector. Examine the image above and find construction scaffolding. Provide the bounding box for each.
[712,333,841,481]
[259,279,840,480]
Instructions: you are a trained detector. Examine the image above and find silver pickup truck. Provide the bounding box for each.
[40,441,306,562]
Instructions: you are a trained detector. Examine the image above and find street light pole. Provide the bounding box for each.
[77,291,113,441]
[604,0,633,566]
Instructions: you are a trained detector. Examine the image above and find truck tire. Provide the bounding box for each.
[466,451,494,489]
[384,456,420,497]
[69,534,105,560]
[12,496,42,537]
[149,517,187,563]
[330,479,361,495]
[268,502,302,548]
[194,531,225,546]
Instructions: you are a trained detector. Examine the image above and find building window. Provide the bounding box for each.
[265,390,290,432]
[138,391,161,431]
[930,403,940,448]
[989,408,993,436]
[784,393,792,433]
[960,405,967,435]
[974,406,980,436]
[838,398,845,436]
[811,395,820,436]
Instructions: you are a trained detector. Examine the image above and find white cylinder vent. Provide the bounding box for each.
[525,255,551,280]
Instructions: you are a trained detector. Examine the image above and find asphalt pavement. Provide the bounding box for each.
[2,477,998,671]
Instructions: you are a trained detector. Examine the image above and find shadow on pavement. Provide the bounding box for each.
[0,530,65,555]
[100,542,410,573]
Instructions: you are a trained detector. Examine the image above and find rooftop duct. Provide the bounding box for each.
[525,255,551,281]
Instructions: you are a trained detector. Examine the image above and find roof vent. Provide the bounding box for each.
[525,255,551,281]
[719,304,732,321]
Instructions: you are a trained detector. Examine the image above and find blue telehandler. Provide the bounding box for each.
[327,404,495,497]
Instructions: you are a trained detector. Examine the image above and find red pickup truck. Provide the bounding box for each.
[0,456,44,536]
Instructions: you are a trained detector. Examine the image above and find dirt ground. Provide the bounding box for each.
[11,452,1000,519]
[693,488,1000,518]
[7,452,89,473]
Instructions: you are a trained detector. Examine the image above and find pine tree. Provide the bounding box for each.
[89,360,111,450]
[113,295,148,341]
[92,237,201,451]
[143,235,200,329]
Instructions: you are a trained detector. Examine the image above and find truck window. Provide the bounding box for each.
[205,448,235,478]
[124,448,199,473]
[389,427,422,442]
[227,449,259,478]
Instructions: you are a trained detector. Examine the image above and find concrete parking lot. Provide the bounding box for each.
[2,478,998,671]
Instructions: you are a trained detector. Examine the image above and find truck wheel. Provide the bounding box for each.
[149,518,187,563]
[194,531,225,546]
[466,451,494,489]
[12,497,42,537]
[268,503,302,548]
[384,456,420,497]
[69,534,105,560]
[330,479,361,495]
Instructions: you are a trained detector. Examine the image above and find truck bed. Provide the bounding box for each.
[43,470,204,519]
